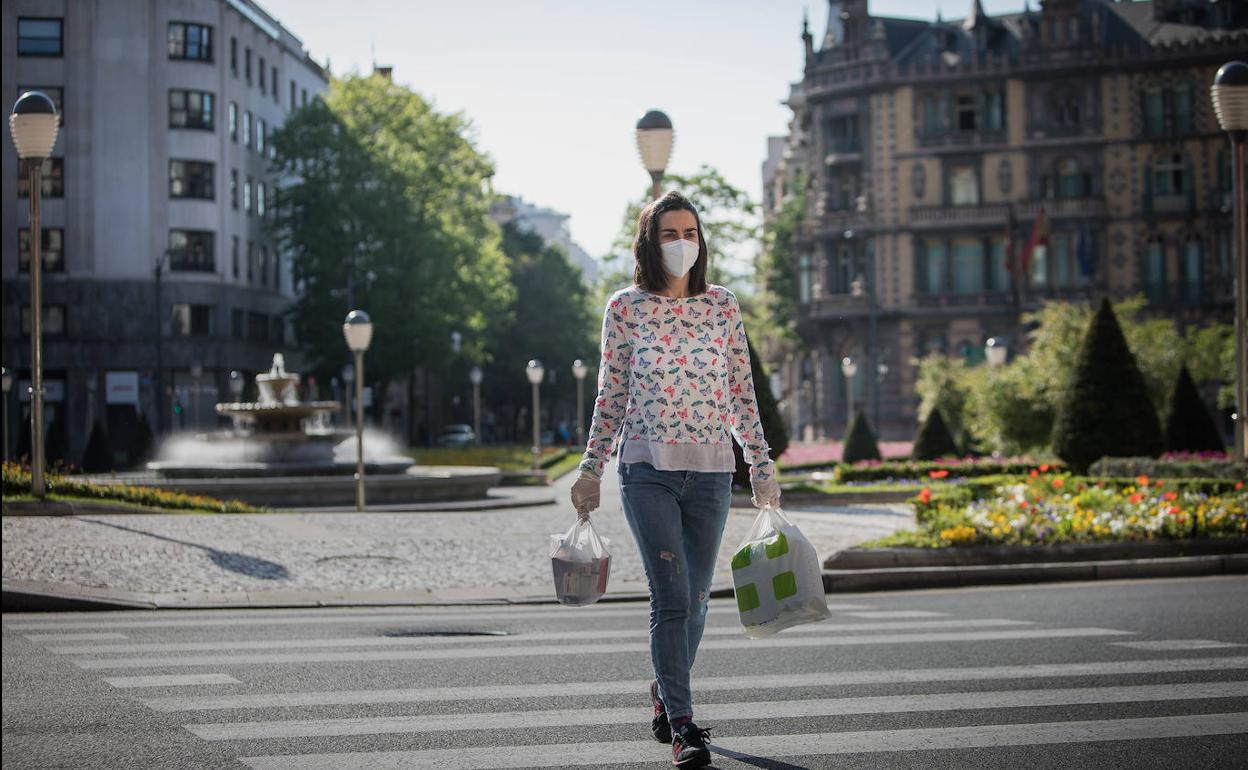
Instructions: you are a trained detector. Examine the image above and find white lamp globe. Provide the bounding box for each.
[9,91,60,160]
[526,359,544,385]
[469,366,483,386]
[572,359,587,380]
[1211,61,1248,132]
[635,110,674,174]
[841,356,858,379]
[342,310,373,353]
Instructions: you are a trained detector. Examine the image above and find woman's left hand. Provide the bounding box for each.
[750,476,781,509]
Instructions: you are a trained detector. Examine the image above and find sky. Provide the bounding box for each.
[258,0,1028,260]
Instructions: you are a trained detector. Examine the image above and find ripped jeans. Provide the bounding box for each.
[618,460,733,721]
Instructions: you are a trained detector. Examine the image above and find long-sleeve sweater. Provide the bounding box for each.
[577,283,776,483]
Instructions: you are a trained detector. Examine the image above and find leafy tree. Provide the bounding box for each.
[1052,299,1163,473]
[1165,365,1224,453]
[270,74,514,393]
[759,173,805,343]
[731,334,790,488]
[842,410,882,464]
[912,407,959,461]
[81,421,113,473]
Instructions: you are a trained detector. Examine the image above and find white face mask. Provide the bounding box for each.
[660,238,699,278]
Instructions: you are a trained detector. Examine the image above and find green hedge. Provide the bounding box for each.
[1089,457,1247,481]
[2,462,259,513]
[837,460,1064,483]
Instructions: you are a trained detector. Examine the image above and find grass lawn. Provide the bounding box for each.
[407,445,584,480]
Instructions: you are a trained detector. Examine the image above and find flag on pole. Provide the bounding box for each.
[1076,225,1095,279]
[1021,207,1050,276]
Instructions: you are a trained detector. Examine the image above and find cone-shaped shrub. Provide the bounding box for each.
[912,407,959,460]
[732,334,790,488]
[81,421,113,473]
[1052,298,1163,473]
[1165,365,1224,453]
[842,409,882,464]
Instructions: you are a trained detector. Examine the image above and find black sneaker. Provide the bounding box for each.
[650,679,671,743]
[671,721,712,768]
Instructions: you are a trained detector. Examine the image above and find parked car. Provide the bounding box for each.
[437,424,476,447]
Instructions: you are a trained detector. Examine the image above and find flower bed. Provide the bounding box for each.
[2,462,260,514]
[1089,454,1247,481]
[834,458,1065,484]
[896,472,1247,548]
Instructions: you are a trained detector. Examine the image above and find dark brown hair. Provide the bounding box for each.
[633,191,709,295]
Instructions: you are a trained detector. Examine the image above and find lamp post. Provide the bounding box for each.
[228,369,245,401]
[469,365,483,445]
[985,337,1008,367]
[571,359,588,448]
[189,360,203,429]
[343,311,373,511]
[1212,61,1248,460]
[526,359,544,471]
[9,91,60,498]
[341,363,354,430]
[2,366,11,464]
[840,356,858,428]
[635,110,674,201]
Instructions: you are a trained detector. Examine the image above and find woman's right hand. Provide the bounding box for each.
[570,472,601,520]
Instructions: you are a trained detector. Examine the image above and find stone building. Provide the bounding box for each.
[2,0,328,462]
[766,0,1247,442]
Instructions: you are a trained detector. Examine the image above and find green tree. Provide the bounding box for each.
[1165,365,1224,453]
[759,174,805,343]
[912,407,960,460]
[731,334,790,488]
[842,410,882,464]
[1052,299,1163,473]
[270,74,514,391]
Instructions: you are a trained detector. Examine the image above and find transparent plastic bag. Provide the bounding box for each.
[730,504,831,638]
[550,517,611,606]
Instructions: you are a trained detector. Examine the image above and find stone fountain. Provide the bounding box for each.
[144,354,500,506]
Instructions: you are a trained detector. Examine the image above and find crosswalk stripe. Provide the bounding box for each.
[1113,640,1243,651]
[23,632,129,642]
[186,681,1248,741]
[44,619,1031,654]
[844,610,948,619]
[237,712,1248,769]
[105,674,241,688]
[139,656,1248,712]
[73,627,1132,670]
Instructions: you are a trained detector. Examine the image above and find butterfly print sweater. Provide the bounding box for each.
[577,284,776,483]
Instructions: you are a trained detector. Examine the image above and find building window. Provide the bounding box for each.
[1030,244,1049,288]
[1143,237,1165,301]
[1143,84,1196,137]
[20,305,66,336]
[951,238,984,293]
[248,311,269,343]
[1216,229,1232,280]
[17,18,63,57]
[230,37,238,75]
[232,235,240,279]
[301,88,308,106]
[260,245,270,287]
[17,86,63,125]
[170,160,214,200]
[1182,239,1202,301]
[920,93,943,135]
[170,304,214,337]
[1051,232,1074,287]
[1051,87,1080,129]
[168,22,213,62]
[247,241,256,282]
[989,240,1010,291]
[983,90,1005,132]
[257,181,266,217]
[955,93,977,132]
[290,79,297,110]
[168,230,215,272]
[19,228,65,273]
[232,308,245,339]
[245,48,252,83]
[243,110,252,146]
[244,177,253,213]
[798,254,813,303]
[257,118,266,155]
[1173,84,1193,134]
[1153,152,1187,196]
[230,169,239,209]
[920,240,946,293]
[259,57,266,90]
[229,102,238,141]
[949,165,979,206]
[17,158,64,198]
[274,250,281,288]
[1056,158,1090,199]
[1143,87,1164,136]
[271,66,278,99]
[169,89,214,130]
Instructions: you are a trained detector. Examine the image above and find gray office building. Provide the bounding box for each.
[2,0,328,464]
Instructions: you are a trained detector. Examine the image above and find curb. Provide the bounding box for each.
[2,495,559,517]
[824,538,1248,570]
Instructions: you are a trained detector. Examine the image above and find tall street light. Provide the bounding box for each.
[526,359,544,471]
[840,356,858,429]
[1212,60,1248,460]
[636,110,674,201]
[571,359,588,447]
[2,366,11,464]
[228,369,245,402]
[343,310,373,511]
[469,365,483,444]
[9,90,61,498]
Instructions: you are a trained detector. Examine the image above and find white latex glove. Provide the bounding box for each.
[750,476,781,509]
[570,472,601,520]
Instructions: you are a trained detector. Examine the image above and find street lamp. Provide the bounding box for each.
[189,360,203,429]
[526,359,544,471]
[343,310,373,511]
[469,365,483,445]
[1,366,11,464]
[228,369,245,401]
[572,359,588,447]
[1212,60,1248,460]
[9,90,60,498]
[985,337,1008,367]
[636,109,674,200]
[841,356,858,427]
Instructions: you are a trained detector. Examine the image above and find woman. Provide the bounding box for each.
[571,191,780,768]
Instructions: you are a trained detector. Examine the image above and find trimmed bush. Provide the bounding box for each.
[1089,456,1246,481]
[81,421,113,473]
[732,334,790,488]
[1165,365,1224,454]
[912,407,959,460]
[842,410,882,464]
[838,459,1064,483]
[1053,299,1163,474]
[2,461,259,513]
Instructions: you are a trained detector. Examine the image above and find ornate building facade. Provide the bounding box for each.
[767,0,1247,441]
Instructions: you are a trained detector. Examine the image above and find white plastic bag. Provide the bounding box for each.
[730,504,830,638]
[550,517,611,606]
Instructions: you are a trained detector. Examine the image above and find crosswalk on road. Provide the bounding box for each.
[5,585,1248,769]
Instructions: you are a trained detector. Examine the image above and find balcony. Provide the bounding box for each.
[1017,198,1107,220]
[916,129,1007,151]
[798,293,871,321]
[1139,279,1234,308]
[911,291,1015,311]
[801,213,871,240]
[909,197,1108,230]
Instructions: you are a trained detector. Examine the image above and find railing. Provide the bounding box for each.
[799,293,871,319]
[1017,198,1107,219]
[1139,280,1234,307]
[909,198,1107,227]
[911,290,1014,310]
[916,129,1007,150]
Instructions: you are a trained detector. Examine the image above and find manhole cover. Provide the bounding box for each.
[315,555,406,565]
[381,630,511,638]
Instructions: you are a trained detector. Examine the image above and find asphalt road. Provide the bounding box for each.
[3,576,1247,769]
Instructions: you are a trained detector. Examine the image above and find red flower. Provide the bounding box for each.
[1168,506,1181,516]
[1136,475,1150,487]
[1052,478,1064,489]
[1039,464,1050,473]
[1163,491,1178,502]
[1020,500,1030,509]
[1030,470,1039,478]
[918,488,933,505]
[929,469,950,479]
[1154,480,1165,488]
[1236,481,1244,491]
[1128,493,1145,504]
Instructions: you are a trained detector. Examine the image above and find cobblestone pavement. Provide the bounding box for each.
[1,469,914,597]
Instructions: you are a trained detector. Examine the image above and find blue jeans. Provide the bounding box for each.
[618,460,733,721]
